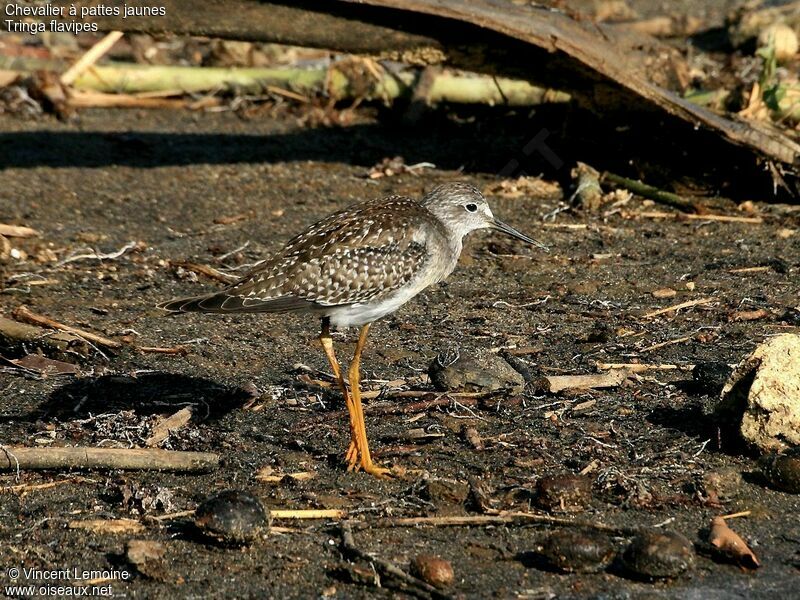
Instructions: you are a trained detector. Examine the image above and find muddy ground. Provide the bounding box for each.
[1,105,799,599]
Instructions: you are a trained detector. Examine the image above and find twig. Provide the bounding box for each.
[340,521,453,600]
[145,407,194,447]
[641,297,713,319]
[169,261,238,284]
[60,31,124,86]
[68,518,144,534]
[12,305,123,349]
[54,240,140,266]
[539,369,629,393]
[68,90,197,109]
[272,509,346,520]
[636,211,763,224]
[602,172,697,211]
[728,266,771,273]
[364,512,630,533]
[0,224,39,238]
[640,334,694,353]
[596,362,694,372]
[0,315,88,354]
[1,477,87,494]
[151,510,196,522]
[136,345,189,355]
[0,447,219,472]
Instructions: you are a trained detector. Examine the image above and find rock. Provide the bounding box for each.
[701,468,744,502]
[428,350,525,394]
[420,478,470,513]
[126,539,168,581]
[718,334,800,453]
[539,529,615,573]
[194,490,270,545]
[651,288,677,299]
[535,474,592,512]
[621,530,695,579]
[692,362,733,397]
[409,554,454,588]
[758,23,799,63]
[760,449,800,494]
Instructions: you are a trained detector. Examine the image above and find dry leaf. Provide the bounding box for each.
[709,516,760,568]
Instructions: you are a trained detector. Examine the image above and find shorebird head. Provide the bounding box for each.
[422,182,548,250]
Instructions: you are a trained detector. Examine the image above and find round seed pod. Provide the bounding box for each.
[194,489,270,545]
[622,530,695,579]
[410,554,454,588]
[540,529,616,573]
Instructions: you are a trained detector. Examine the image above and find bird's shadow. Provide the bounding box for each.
[33,372,252,422]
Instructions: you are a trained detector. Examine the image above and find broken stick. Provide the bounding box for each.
[0,447,219,472]
[0,315,89,355]
[538,369,629,394]
[641,297,713,319]
[12,305,123,349]
[0,224,40,238]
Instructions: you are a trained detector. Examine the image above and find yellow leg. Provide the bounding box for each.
[348,323,391,478]
[319,319,359,470]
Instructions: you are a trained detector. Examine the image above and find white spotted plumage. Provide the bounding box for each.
[159,183,542,328]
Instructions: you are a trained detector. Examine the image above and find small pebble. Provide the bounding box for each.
[410,554,454,588]
[701,468,744,502]
[126,539,168,580]
[535,474,592,512]
[194,489,270,545]
[622,530,695,579]
[539,529,615,573]
[651,287,677,299]
[761,450,800,494]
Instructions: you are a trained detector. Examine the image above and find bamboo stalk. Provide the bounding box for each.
[69,63,569,107]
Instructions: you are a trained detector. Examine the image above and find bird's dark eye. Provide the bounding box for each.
[465,203,478,212]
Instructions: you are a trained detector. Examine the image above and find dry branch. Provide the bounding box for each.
[272,509,346,520]
[641,297,714,319]
[340,522,452,600]
[603,172,697,211]
[60,31,124,85]
[0,447,219,472]
[169,261,239,284]
[12,305,123,349]
[68,518,144,534]
[539,369,629,393]
[145,407,194,447]
[0,315,89,355]
[596,362,694,372]
[636,211,764,224]
[0,224,40,238]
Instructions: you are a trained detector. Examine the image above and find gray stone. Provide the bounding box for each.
[428,350,525,394]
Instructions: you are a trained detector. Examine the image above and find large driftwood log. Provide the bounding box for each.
[55,1,799,163]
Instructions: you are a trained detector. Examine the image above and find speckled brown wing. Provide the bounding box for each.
[159,196,436,313]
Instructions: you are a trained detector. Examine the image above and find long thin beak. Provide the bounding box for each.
[491,218,549,252]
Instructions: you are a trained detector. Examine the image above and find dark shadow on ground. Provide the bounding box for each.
[0,104,778,199]
[37,372,252,420]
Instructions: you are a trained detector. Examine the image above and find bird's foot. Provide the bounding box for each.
[345,440,359,471]
[360,458,393,479]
